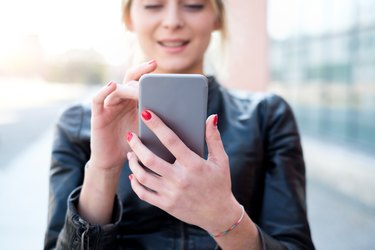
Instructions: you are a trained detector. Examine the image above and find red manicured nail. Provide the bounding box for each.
[106,81,113,87]
[129,174,133,181]
[213,114,218,127]
[127,132,133,142]
[147,59,156,65]
[142,110,152,120]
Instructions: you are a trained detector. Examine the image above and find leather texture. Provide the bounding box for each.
[44,77,315,249]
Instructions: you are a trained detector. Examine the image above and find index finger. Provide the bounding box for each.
[140,110,200,165]
[123,60,157,83]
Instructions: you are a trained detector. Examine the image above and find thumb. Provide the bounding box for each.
[103,82,138,107]
[205,114,227,164]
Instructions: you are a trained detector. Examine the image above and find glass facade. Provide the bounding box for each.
[269,0,375,151]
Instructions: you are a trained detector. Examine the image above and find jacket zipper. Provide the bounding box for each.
[79,218,90,250]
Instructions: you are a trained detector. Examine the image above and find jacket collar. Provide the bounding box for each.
[206,76,222,117]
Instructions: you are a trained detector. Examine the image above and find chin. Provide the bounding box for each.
[156,60,199,74]
[157,64,189,74]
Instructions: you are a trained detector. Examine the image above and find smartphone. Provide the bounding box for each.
[139,74,208,163]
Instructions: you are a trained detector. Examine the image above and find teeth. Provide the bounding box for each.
[161,41,185,47]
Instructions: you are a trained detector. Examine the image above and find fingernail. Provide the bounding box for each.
[147,59,156,65]
[127,132,133,142]
[129,174,133,181]
[142,110,152,121]
[213,114,218,127]
[106,81,113,87]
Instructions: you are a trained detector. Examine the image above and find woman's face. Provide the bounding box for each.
[127,0,219,74]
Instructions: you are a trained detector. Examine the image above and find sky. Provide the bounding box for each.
[0,0,355,66]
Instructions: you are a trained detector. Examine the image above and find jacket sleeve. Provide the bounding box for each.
[257,95,315,250]
[44,104,122,249]
[56,187,122,250]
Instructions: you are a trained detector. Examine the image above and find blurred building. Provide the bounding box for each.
[269,0,375,151]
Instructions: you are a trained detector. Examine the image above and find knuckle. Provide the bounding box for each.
[190,155,202,167]
[183,156,203,173]
[137,191,147,201]
[124,68,136,81]
[222,151,229,164]
[137,171,148,185]
[143,154,157,167]
[211,131,221,141]
[163,200,175,212]
[131,139,141,151]
[165,134,179,147]
[92,95,101,105]
[175,176,189,190]
[127,80,138,88]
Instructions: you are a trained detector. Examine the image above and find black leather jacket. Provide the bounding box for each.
[44,77,315,250]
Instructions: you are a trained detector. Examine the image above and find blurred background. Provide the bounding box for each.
[0,0,374,249]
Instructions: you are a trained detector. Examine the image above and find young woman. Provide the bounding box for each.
[44,0,315,249]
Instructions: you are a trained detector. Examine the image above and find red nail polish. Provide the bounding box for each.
[213,114,218,127]
[129,174,133,181]
[147,59,156,65]
[127,132,133,142]
[142,110,152,121]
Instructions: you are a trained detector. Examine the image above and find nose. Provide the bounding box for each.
[162,4,184,30]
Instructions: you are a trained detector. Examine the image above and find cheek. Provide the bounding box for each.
[137,36,156,57]
[134,25,157,50]
[196,27,214,50]
[131,14,158,39]
[192,18,216,42]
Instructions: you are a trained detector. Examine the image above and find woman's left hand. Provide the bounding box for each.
[127,110,243,235]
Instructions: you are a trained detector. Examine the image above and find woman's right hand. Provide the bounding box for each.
[89,60,157,171]
[78,60,157,225]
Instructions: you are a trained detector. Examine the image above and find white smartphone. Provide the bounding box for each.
[139,74,208,163]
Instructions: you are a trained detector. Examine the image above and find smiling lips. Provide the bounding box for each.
[158,39,190,53]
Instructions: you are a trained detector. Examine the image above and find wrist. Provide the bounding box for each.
[82,161,122,195]
[204,196,243,236]
[87,156,125,172]
[86,160,123,174]
[209,205,245,238]
[78,161,122,224]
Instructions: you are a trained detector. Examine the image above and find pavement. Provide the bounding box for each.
[0,79,375,249]
[0,78,97,250]
[0,128,51,249]
[302,136,375,250]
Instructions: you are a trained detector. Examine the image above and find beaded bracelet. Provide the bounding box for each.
[209,205,245,238]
